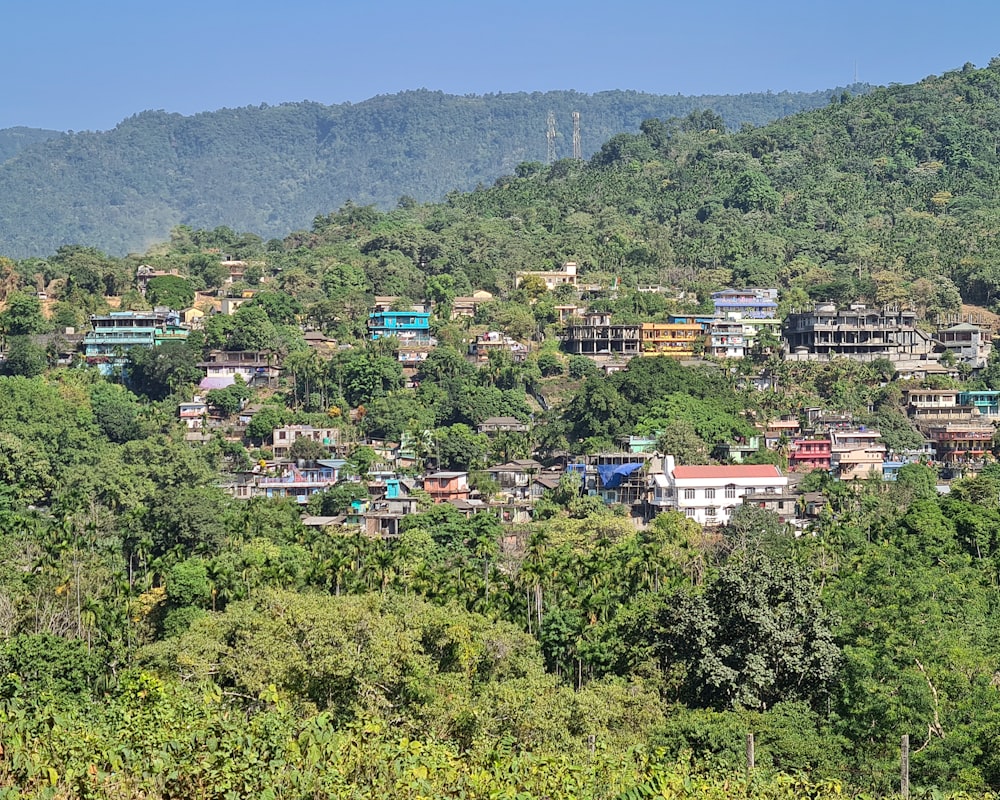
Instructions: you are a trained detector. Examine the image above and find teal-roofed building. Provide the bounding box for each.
[958,390,1000,417]
[84,309,188,374]
[367,309,432,341]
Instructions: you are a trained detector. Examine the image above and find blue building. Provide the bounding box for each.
[711,288,778,319]
[367,309,432,341]
[84,309,188,374]
[958,390,1000,418]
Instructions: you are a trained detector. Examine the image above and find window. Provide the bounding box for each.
[705,488,716,499]
[725,484,737,499]
[684,508,696,518]
[683,488,695,500]
[706,507,717,518]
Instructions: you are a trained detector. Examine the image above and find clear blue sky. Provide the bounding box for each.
[4,0,999,132]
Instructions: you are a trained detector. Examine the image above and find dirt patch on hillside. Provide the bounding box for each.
[960,304,1000,332]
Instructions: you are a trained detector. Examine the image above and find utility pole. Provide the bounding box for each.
[546,111,556,164]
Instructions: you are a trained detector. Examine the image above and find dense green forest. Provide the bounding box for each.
[0,85,867,258]
[0,127,61,164]
[2,356,1000,798]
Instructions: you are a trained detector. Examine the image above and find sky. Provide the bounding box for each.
[4,0,1000,132]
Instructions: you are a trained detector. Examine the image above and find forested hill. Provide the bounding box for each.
[0,86,867,259]
[0,126,62,164]
[402,59,1000,312]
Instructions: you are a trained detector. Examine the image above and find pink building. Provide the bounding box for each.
[788,438,832,472]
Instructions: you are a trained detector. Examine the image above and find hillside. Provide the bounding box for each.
[10,65,1000,800]
[0,86,867,259]
[318,59,1000,313]
[0,126,62,164]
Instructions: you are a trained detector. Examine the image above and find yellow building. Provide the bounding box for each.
[639,322,703,357]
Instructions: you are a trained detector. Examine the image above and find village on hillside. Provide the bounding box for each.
[23,256,1000,542]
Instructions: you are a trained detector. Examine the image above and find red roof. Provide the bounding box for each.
[672,465,782,479]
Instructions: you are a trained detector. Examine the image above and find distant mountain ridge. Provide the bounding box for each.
[0,86,869,258]
[0,126,63,164]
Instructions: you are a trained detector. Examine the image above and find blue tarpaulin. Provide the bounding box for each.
[596,463,644,489]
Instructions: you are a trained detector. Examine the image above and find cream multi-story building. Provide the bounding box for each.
[515,261,578,291]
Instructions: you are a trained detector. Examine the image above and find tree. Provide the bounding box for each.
[656,420,709,464]
[227,304,278,351]
[91,383,143,443]
[247,290,301,325]
[660,551,841,711]
[3,337,46,377]
[343,353,404,408]
[433,424,488,471]
[127,341,203,400]
[246,406,282,444]
[147,486,230,558]
[146,275,194,309]
[289,435,329,462]
[727,170,780,213]
[0,292,46,337]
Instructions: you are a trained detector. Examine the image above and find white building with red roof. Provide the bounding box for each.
[649,456,788,526]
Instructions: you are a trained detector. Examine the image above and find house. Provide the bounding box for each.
[648,456,788,526]
[639,322,702,358]
[84,309,188,374]
[180,307,206,328]
[935,320,992,369]
[478,416,530,436]
[450,290,494,319]
[367,307,432,340]
[927,422,994,465]
[367,305,436,371]
[486,460,544,500]
[303,330,338,358]
[449,498,491,518]
[271,424,340,459]
[530,473,563,501]
[220,295,252,315]
[903,388,967,421]
[26,330,84,366]
[761,418,801,450]
[788,437,832,472]
[714,436,762,464]
[222,258,247,284]
[958,390,1000,418]
[363,478,420,537]
[894,362,960,382]
[422,471,471,503]
[830,428,886,480]
[555,303,586,324]
[227,459,347,504]
[711,288,779,319]
[179,396,208,430]
[469,331,528,364]
[135,265,181,295]
[783,303,941,364]
[710,313,782,359]
[743,487,800,523]
[198,350,280,389]
[592,452,655,507]
[708,316,746,359]
[515,261,579,291]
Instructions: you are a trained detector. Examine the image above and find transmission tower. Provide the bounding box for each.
[546,111,556,164]
[572,111,581,160]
